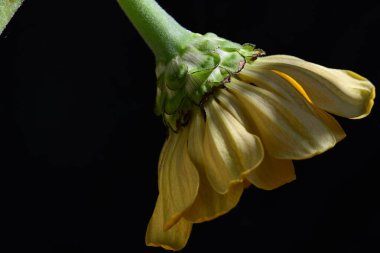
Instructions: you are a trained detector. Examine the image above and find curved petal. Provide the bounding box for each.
[185,110,244,222]
[183,180,244,223]
[202,98,264,194]
[215,88,255,128]
[146,194,192,251]
[245,151,296,190]
[158,129,199,230]
[251,55,375,119]
[269,69,347,142]
[215,89,296,190]
[227,69,345,160]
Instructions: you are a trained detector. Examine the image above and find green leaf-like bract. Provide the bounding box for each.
[0,0,24,35]
[155,33,264,131]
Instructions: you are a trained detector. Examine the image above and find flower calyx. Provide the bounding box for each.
[154,33,265,131]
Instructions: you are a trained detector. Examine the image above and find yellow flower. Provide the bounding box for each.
[145,54,375,251]
[116,0,375,250]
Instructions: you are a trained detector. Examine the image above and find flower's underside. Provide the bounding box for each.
[147,34,375,251]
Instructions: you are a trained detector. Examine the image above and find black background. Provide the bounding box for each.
[1,0,379,252]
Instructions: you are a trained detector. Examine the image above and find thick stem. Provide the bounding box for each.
[117,0,193,62]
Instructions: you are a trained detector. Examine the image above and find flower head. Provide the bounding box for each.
[117,0,375,250]
[145,33,375,251]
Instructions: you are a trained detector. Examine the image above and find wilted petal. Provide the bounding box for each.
[146,195,192,251]
[245,151,296,190]
[203,99,264,194]
[227,70,345,159]
[185,110,244,222]
[251,55,375,119]
[158,129,199,230]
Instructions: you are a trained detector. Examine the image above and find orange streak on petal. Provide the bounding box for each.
[272,69,313,104]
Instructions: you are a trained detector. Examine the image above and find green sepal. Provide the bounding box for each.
[155,32,263,130]
[154,80,165,116]
[218,49,245,73]
[239,43,256,57]
[164,88,186,115]
[164,57,188,90]
[163,97,193,131]
[183,50,220,73]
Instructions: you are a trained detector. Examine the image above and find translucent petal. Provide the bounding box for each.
[246,152,296,190]
[203,99,264,194]
[146,194,192,251]
[227,70,345,159]
[158,129,199,230]
[251,55,375,119]
[185,110,244,222]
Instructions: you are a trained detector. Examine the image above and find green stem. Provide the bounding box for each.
[117,0,193,62]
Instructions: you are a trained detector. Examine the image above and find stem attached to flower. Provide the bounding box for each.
[117,0,194,62]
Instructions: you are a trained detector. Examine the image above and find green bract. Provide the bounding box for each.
[0,0,23,35]
[155,33,265,131]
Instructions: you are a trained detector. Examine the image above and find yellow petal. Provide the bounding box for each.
[270,69,346,142]
[214,89,297,190]
[146,194,192,251]
[228,69,345,160]
[203,98,264,194]
[251,55,375,119]
[185,110,244,222]
[158,128,199,230]
[245,151,296,190]
[184,180,244,223]
[215,88,254,127]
